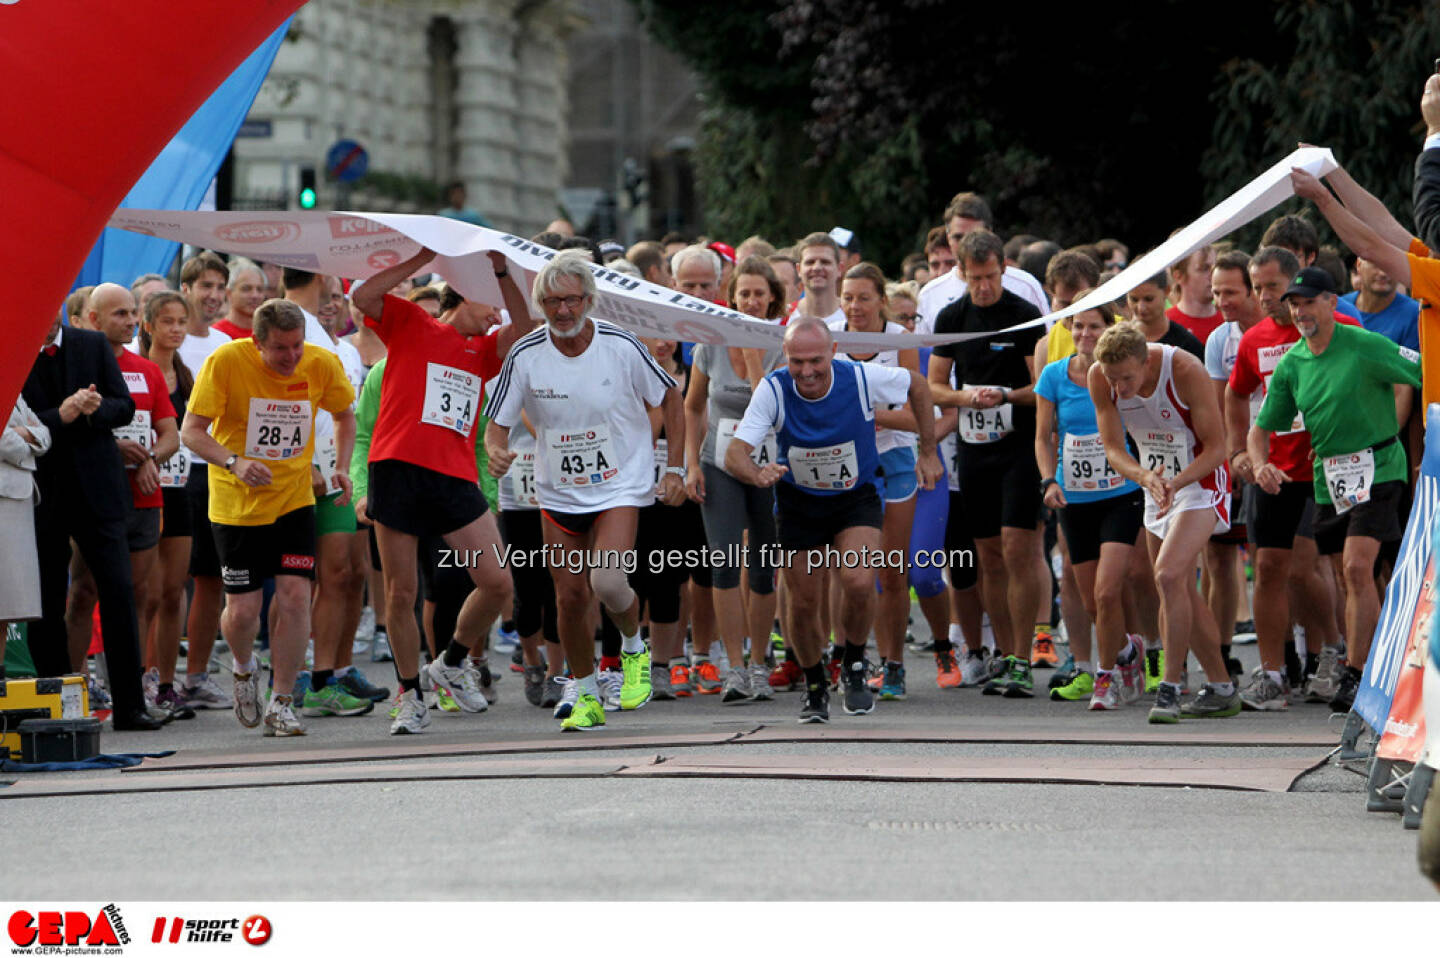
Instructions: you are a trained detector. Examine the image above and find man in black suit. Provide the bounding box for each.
[22,305,161,730]
[1412,71,1440,254]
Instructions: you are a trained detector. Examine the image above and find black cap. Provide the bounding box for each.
[1281,265,1336,299]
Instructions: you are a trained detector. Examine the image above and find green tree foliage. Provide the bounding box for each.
[634,0,1438,271]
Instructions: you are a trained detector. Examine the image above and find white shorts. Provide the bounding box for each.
[1143,483,1230,540]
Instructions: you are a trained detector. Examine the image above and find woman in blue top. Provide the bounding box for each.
[1034,300,1145,711]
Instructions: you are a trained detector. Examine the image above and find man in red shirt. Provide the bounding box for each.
[351,247,535,734]
[211,261,266,340]
[1166,245,1222,344]
[79,284,184,716]
[1226,247,1347,711]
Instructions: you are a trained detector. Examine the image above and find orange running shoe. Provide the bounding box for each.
[768,659,804,691]
[693,660,723,694]
[1030,627,1059,668]
[935,649,962,688]
[670,663,695,697]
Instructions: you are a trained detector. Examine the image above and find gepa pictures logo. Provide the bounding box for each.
[8,904,130,949]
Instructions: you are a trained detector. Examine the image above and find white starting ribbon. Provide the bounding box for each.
[107,147,1336,350]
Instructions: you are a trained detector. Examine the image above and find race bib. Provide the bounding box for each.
[315,425,339,488]
[790,441,860,491]
[1323,448,1375,514]
[546,424,619,488]
[1133,428,1190,479]
[1063,432,1124,493]
[157,444,190,489]
[959,385,1014,444]
[715,417,777,473]
[653,438,669,489]
[1257,345,1304,434]
[113,409,152,451]
[245,399,310,461]
[508,452,538,507]
[941,432,960,492]
[421,363,480,436]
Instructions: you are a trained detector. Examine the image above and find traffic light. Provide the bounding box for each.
[298,166,317,209]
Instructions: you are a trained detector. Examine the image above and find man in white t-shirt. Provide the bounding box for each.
[787,232,846,326]
[177,252,230,375]
[916,191,1049,334]
[485,251,686,732]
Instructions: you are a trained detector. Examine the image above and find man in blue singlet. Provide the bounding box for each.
[725,317,943,723]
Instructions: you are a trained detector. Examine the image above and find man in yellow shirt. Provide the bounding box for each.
[181,299,355,737]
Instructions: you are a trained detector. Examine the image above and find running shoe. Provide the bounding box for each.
[1329,667,1360,714]
[154,686,196,721]
[510,646,526,673]
[552,678,579,719]
[477,662,499,705]
[524,665,546,706]
[560,693,606,731]
[1144,647,1164,694]
[693,659,723,695]
[1030,628,1059,668]
[389,690,430,735]
[1305,647,1342,703]
[370,629,393,663]
[1118,636,1146,705]
[1047,653,1077,690]
[1180,683,1242,718]
[982,654,1011,696]
[826,657,842,690]
[1049,670,1093,702]
[748,662,774,701]
[935,649,962,689]
[959,648,991,688]
[722,666,754,704]
[879,662,906,700]
[799,683,830,724]
[598,669,624,712]
[424,658,489,712]
[842,661,875,715]
[1002,658,1035,698]
[233,663,263,728]
[540,675,565,710]
[262,694,305,737]
[142,667,159,707]
[1089,671,1122,710]
[338,668,390,703]
[1148,682,1181,724]
[620,647,654,710]
[301,683,375,717]
[768,659,804,692]
[435,687,461,713]
[650,664,676,701]
[494,622,520,654]
[1240,669,1289,712]
[671,663,695,697]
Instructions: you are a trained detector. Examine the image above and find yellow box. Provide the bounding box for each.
[0,676,90,759]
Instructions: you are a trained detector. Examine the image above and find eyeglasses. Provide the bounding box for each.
[894,313,918,324]
[541,295,587,311]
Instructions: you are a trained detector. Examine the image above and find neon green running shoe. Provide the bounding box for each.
[300,683,375,717]
[436,686,461,713]
[560,693,606,731]
[620,646,653,710]
[1144,648,1164,694]
[1049,670,1094,702]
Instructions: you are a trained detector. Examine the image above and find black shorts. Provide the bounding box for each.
[367,458,486,538]
[945,490,979,591]
[958,445,1041,540]
[1210,483,1250,545]
[632,499,712,621]
[125,505,162,552]
[186,463,221,577]
[1313,480,1407,556]
[1058,491,1144,565]
[161,487,191,539]
[775,481,884,552]
[213,506,317,593]
[541,507,605,538]
[1249,481,1316,550]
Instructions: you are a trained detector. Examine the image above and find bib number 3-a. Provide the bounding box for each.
[421,363,480,436]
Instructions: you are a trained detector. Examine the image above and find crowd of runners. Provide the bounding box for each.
[4,144,1438,745]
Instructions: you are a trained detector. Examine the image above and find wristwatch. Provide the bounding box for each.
[224,454,238,473]
[1039,476,1058,494]
[664,466,686,479]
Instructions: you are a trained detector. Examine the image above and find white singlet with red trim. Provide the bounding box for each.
[1114,344,1229,538]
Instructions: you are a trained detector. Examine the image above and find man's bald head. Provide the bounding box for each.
[783,314,833,352]
[86,282,140,347]
[783,315,837,398]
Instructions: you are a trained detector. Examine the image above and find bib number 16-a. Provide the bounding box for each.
[1324,448,1375,514]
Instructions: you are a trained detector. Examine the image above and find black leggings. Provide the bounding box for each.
[631,500,711,624]
[496,509,558,644]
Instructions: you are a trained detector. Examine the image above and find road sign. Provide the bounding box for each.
[325,139,368,183]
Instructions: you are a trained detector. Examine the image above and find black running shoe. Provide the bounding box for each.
[1329,666,1360,714]
[842,660,875,715]
[799,683,830,724]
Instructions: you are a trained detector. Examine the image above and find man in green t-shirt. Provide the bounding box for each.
[1249,266,1421,712]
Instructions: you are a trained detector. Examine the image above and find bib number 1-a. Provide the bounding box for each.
[245,400,310,460]
[790,441,859,491]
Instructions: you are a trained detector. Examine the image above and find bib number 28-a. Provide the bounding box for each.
[245,399,310,460]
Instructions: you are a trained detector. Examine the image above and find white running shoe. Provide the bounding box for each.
[389,690,431,734]
[183,673,233,709]
[262,694,306,737]
[1089,670,1122,710]
[424,659,489,712]
[552,678,579,719]
[959,648,990,687]
[1118,635,1146,705]
[233,664,263,728]
[748,662,774,701]
[597,669,623,712]
[142,667,159,707]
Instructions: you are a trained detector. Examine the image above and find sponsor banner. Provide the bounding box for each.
[107,147,1338,351]
[1425,656,1439,771]
[1356,403,1440,732]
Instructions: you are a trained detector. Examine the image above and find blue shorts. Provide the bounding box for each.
[878,447,917,504]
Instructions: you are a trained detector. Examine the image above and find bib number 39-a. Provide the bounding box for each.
[1063,433,1122,493]
[1324,448,1375,514]
[421,362,480,436]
